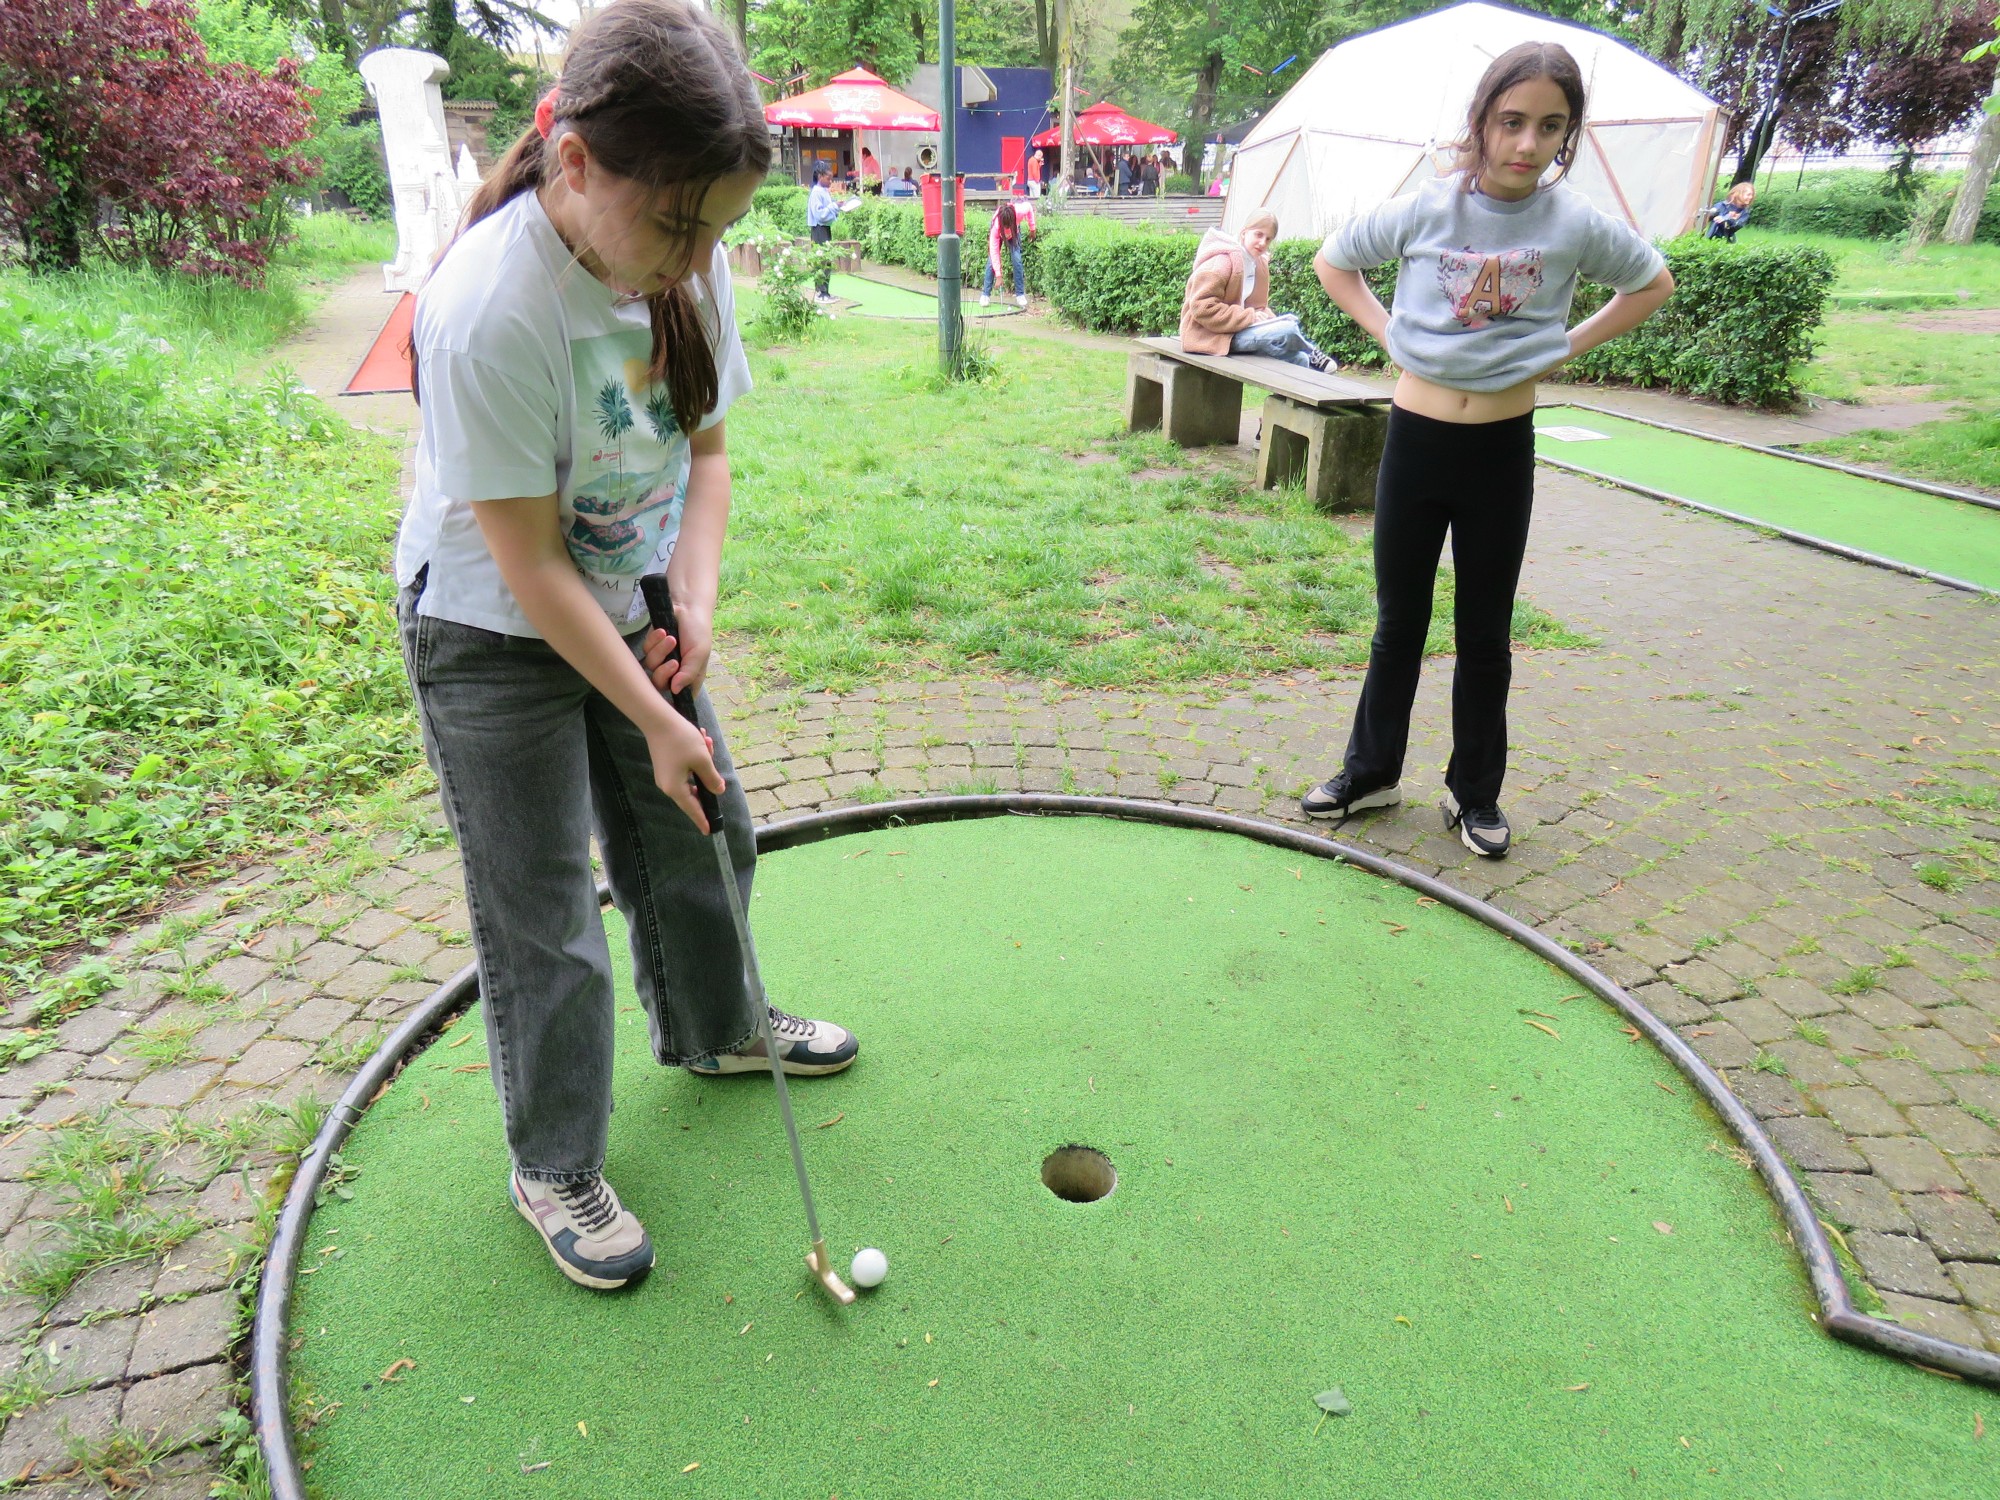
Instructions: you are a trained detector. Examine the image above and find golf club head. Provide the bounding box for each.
[808,1241,857,1305]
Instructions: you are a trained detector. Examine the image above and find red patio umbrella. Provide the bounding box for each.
[1030,101,1178,148]
[764,68,939,130]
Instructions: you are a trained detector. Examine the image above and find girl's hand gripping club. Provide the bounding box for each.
[636,576,855,1307]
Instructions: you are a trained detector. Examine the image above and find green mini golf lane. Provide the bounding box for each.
[829,272,1021,320]
[291,817,1991,1499]
[1533,406,2000,591]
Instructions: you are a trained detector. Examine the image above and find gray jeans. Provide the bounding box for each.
[1229,313,1325,368]
[398,575,759,1183]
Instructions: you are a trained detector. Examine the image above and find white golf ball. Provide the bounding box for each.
[851,1247,888,1288]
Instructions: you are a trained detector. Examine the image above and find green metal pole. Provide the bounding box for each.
[937,0,963,375]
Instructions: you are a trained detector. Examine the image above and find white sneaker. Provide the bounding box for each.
[510,1171,654,1290]
[684,1005,859,1076]
[1015,293,1028,308]
[979,292,990,306]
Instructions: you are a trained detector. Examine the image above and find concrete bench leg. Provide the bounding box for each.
[1258,397,1387,513]
[1125,351,1165,433]
[1160,359,1246,447]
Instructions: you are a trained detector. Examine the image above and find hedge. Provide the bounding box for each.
[1744,168,2000,244]
[1040,218,1835,408]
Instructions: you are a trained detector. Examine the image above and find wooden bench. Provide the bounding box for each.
[1125,336,1391,512]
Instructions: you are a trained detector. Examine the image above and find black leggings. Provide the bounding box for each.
[1342,405,1536,809]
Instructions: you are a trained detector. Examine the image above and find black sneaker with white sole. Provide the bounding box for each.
[1442,791,1511,858]
[1301,772,1402,821]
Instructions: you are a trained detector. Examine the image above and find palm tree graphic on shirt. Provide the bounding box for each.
[568,375,682,569]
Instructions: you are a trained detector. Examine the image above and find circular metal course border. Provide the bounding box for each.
[253,795,2000,1496]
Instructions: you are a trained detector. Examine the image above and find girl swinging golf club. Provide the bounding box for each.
[1305,41,1674,858]
[396,0,858,1292]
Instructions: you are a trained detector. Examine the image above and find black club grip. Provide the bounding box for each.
[638,575,722,828]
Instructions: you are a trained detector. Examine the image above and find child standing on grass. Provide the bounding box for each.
[1305,41,1673,858]
[396,0,858,1293]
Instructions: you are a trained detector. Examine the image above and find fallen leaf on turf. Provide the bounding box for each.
[739,1323,752,1335]
[924,1332,933,1344]
[1558,993,1582,1003]
[1654,1222,1673,1235]
[724,1294,733,1304]
[1524,1020,1560,1039]
[1394,1316,1411,1326]
[1289,867,1302,879]
[1381,921,1407,934]
[1622,1025,1642,1043]
[683,1462,700,1474]
[1975,1414,1984,1439]
[460,1395,475,1404]
[453,1063,490,1072]
[521,1462,550,1473]
[1566,1383,1590,1392]
[380,1359,415,1382]
[816,1112,845,1129]
[1504,1196,1514,1213]
[1519,1009,1556,1020]
[1416,896,1439,907]
[928,1379,939,1388]
[448,1031,475,1049]
[1313,1388,1351,1416]
[1680,1437,1691,1449]
[1655,1081,1678,1095]
[579,1422,588,1437]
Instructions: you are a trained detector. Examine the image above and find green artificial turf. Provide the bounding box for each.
[1533,406,2000,591]
[291,816,1994,1499]
[829,271,1021,320]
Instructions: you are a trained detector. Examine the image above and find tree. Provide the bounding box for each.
[1947,5,2000,243]
[749,0,917,88]
[0,0,317,278]
[1642,0,1950,183]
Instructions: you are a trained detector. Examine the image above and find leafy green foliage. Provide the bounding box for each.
[317,122,392,216]
[1747,168,2000,243]
[0,272,408,991]
[753,182,810,237]
[1563,236,1838,406]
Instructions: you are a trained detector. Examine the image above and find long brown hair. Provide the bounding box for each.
[1451,41,1586,194]
[419,0,770,434]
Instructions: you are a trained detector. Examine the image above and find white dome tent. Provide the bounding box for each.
[1222,2,1727,245]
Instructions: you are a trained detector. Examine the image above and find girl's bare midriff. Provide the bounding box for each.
[1392,368,1541,423]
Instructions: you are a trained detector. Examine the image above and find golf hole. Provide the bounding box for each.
[1041,1145,1117,1203]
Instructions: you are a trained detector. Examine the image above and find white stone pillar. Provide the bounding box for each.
[359,48,478,293]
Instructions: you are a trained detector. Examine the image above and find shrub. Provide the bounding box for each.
[1022,220,1831,408]
[1164,174,1198,195]
[1747,168,2000,244]
[754,182,809,236]
[318,122,391,216]
[0,0,317,280]
[0,293,261,493]
[740,229,834,339]
[1561,236,1836,406]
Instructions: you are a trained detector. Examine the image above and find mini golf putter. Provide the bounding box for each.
[638,576,857,1308]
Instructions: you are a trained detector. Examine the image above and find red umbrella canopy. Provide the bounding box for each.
[764,68,940,130]
[1030,101,1178,148]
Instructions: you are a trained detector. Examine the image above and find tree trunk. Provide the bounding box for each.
[1035,0,1054,76]
[1186,47,1222,194]
[1944,105,2000,245]
[735,0,748,46]
[318,0,358,67]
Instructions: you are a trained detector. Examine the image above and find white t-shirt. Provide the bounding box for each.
[394,189,753,636]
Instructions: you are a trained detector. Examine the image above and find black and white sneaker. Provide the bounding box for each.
[1307,350,1339,374]
[684,1005,858,1077]
[1301,772,1402,821]
[1442,791,1511,858]
[510,1171,655,1290]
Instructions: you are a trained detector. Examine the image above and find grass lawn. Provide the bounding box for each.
[1736,232,2000,492]
[723,290,1588,694]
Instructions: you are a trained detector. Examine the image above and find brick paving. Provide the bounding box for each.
[0,275,1995,1491]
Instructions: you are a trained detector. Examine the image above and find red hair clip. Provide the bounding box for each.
[534,86,559,139]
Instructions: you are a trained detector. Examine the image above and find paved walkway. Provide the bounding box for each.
[1,271,1996,1494]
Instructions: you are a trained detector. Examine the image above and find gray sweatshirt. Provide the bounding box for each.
[1319,174,1665,392]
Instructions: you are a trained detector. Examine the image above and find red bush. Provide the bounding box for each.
[0,0,318,281]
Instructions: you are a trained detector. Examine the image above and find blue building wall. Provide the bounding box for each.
[957,66,1052,178]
